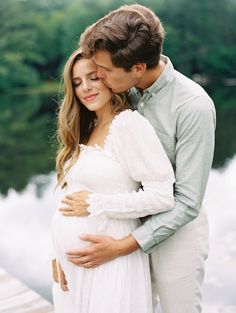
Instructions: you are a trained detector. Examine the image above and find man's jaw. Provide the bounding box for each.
[102,79,124,93]
[102,79,110,88]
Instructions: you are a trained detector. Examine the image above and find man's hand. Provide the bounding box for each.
[66,234,139,268]
[59,191,90,216]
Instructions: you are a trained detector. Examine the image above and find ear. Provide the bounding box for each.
[132,63,146,77]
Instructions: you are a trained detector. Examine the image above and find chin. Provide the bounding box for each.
[83,103,99,112]
[112,87,126,93]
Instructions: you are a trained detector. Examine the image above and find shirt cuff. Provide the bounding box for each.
[132,224,157,253]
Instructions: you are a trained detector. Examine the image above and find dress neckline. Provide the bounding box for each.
[79,143,104,151]
[80,109,131,152]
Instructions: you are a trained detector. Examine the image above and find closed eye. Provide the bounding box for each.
[89,72,100,81]
[73,82,81,87]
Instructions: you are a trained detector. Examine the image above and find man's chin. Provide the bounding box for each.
[108,86,120,93]
[103,81,119,92]
[103,81,125,93]
[110,86,125,93]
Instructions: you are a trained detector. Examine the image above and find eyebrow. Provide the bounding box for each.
[72,70,97,80]
[97,64,110,71]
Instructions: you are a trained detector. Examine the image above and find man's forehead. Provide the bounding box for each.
[93,50,114,67]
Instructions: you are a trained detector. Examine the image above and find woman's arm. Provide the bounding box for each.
[61,110,175,219]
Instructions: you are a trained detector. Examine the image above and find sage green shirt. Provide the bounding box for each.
[129,55,216,253]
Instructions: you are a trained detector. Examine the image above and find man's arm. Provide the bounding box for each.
[67,95,215,265]
[132,95,216,252]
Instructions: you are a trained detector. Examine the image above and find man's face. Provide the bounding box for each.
[92,50,140,93]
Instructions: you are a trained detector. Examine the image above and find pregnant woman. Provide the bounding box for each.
[51,48,175,313]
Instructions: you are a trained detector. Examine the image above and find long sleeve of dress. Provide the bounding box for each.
[87,110,175,219]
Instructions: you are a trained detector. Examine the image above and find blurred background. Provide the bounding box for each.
[0,0,236,312]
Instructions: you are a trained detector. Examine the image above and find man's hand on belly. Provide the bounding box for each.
[66,234,140,268]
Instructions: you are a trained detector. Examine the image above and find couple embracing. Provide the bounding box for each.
[51,4,216,313]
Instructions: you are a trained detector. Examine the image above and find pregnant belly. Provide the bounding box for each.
[51,210,141,259]
[51,211,98,258]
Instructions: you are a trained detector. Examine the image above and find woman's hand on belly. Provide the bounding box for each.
[59,190,91,217]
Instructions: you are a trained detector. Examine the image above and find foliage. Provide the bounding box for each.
[0,93,58,196]
[0,0,236,92]
[205,85,236,168]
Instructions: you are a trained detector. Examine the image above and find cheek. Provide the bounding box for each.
[75,89,82,100]
[74,88,85,104]
[102,89,112,101]
[108,74,117,82]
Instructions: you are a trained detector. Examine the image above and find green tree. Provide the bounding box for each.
[0,93,57,196]
[1,0,236,90]
[158,0,236,77]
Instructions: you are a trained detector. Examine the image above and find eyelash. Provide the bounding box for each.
[73,77,100,87]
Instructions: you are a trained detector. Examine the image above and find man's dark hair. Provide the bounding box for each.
[80,4,165,71]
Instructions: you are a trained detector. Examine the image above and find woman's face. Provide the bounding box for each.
[72,58,112,113]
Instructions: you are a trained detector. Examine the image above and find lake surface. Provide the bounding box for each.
[0,85,236,312]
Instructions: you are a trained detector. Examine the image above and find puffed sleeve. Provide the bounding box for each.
[87,110,175,219]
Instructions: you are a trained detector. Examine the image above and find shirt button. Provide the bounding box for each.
[140,102,144,107]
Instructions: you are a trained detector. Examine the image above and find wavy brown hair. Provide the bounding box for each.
[80,4,165,71]
[56,48,128,188]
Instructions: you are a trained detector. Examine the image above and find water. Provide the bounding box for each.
[0,86,236,312]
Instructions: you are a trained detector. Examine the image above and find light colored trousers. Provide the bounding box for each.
[150,208,209,313]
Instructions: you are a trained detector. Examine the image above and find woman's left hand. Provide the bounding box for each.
[59,191,91,216]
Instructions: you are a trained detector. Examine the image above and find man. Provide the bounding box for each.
[63,4,216,313]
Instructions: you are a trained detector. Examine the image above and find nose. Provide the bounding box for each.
[82,80,92,92]
[97,66,106,79]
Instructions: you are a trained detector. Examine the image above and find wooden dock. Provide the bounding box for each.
[0,268,53,313]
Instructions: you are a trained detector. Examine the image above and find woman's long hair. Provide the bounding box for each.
[56,48,128,188]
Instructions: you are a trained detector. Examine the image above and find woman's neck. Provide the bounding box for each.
[95,103,115,127]
[85,102,115,147]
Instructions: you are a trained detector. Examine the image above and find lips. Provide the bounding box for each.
[84,93,99,101]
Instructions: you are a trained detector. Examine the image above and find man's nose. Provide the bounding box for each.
[97,67,105,79]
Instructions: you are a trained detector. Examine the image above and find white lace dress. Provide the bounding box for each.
[51,109,175,313]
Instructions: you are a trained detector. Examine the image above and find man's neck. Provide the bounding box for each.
[137,59,166,91]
